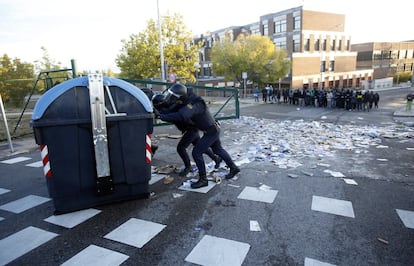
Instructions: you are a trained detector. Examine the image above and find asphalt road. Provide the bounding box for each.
[0,87,413,266]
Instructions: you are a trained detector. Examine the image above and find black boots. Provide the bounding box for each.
[179,166,192,177]
[151,144,158,156]
[214,157,223,169]
[191,176,208,189]
[225,166,240,179]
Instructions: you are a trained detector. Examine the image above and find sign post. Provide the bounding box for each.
[242,72,247,98]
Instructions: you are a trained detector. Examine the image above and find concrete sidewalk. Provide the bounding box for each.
[0,137,38,160]
[394,108,414,117]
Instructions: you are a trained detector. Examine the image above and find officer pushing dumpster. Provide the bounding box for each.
[31,73,154,214]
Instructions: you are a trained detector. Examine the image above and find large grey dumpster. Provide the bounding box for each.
[31,74,154,214]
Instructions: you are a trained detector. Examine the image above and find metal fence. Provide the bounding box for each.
[1,75,240,141]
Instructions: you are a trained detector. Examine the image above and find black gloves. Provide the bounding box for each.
[153,108,160,119]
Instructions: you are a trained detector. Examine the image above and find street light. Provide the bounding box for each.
[156,0,166,84]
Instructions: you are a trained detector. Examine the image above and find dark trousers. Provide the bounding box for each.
[177,129,216,168]
[192,128,235,177]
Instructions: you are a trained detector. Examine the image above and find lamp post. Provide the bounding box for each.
[156,0,166,84]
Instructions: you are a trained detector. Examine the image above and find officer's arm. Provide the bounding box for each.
[159,110,184,123]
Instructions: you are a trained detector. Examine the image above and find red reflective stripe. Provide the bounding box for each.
[146,134,152,163]
[40,145,52,178]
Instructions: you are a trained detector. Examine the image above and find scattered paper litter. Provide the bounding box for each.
[342,178,358,185]
[288,173,299,179]
[317,163,330,167]
[250,220,261,232]
[324,169,346,178]
[235,157,251,166]
[224,117,414,173]
[157,164,177,174]
[258,184,272,191]
[301,171,314,177]
[163,176,174,184]
[377,158,388,161]
[172,193,183,198]
[377,238,389,245]
[168,134,182,139]
[376,145,389,149]
[227,184,240,188]
[407,148,414,151]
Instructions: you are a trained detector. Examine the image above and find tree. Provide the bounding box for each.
[34,47,71,92]
[34,47,63,73]
[211,35,291,87]
[116,12,201,83]
[0,54,35,106]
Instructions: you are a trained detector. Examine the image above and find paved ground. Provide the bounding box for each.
[0,86,413,265]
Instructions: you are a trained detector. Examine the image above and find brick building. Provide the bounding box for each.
[194,5,374,89]
[351,42,414,80]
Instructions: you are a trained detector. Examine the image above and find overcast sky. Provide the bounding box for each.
[0,0,412,72]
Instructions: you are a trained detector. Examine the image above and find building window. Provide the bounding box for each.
[274,37,287,49]
[346,39,350,51]
[261,19,268,36]
[373,50,382,60]
[321,60,326,72]
[322,39,327,51]
[382,50,392,60]
[330,39,335,51]
[338,40,342,50]
[293,35,300,52]
[293,16,301,30]
[250,24,261,35]
[304,38,310,51]
[203,67,210,76]
[274,20,286,33]
[329,60,335,71]
[314,39,320,51]
[358,51,373,61]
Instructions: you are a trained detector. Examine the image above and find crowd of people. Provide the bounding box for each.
[253,85,380,111]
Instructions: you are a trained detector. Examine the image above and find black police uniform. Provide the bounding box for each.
[174,121,221,176]
[153,94,221,177]
[159,90,240,188]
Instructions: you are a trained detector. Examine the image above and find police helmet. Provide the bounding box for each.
[165,83,187,104]
[152,94,166,110]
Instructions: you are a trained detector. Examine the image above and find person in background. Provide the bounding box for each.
[374,92,380,109]
[253,86,260,102]
[406,93,413,111]
[155,84,240,189]
[261,87,267,103]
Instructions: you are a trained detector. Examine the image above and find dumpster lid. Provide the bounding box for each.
[32,76,153,120]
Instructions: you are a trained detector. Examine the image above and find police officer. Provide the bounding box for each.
[152,94,222,177]
[155,84,240,189]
